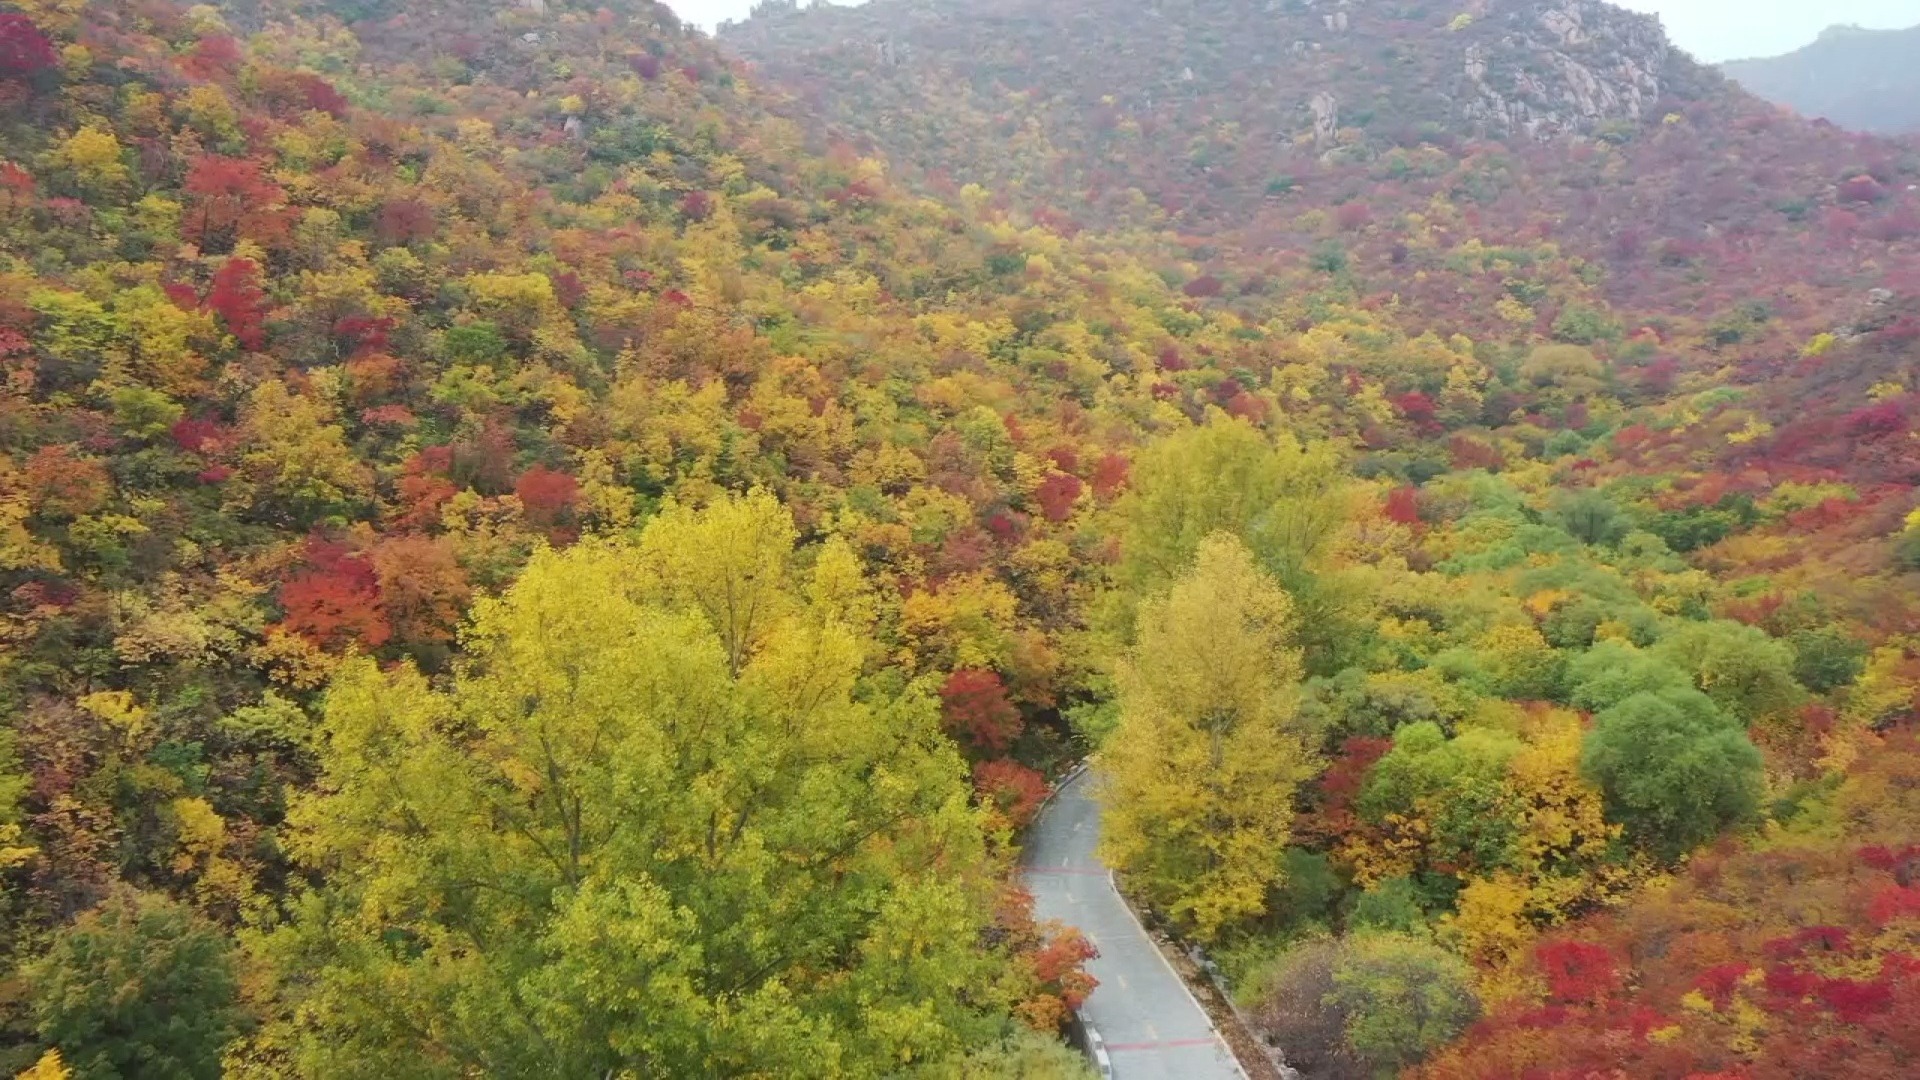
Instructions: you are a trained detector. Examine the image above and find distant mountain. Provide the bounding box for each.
[1722,23,1920,134]
[723,0,1920,346]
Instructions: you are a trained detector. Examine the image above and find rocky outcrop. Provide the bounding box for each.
[1459,0,1676,138]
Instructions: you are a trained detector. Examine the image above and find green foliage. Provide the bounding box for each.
[26,890,243,1080]
[1329,933,1480,1074]
[1550,304,1621,345]
[1566,641,1689,711]
[1580,688,1764,856]
[1349,875,1426,933]
[1653,620,1804,723]
[1788,627,1869,693]
[1550,489,1628,547]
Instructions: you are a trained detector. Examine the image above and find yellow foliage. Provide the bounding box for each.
[14,1049,70,1080]
[250,626,341,690]
[898,572,1021,671]
[1445,872,1533,968]
[177,83,241,140]
[1844,645,1920,729]
[78,690,150,743]
[53,126,130,191]
[1099,534,1314,939]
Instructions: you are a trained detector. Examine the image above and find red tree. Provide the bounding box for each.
[1536,940,1621,1004]
[1384,485,1421,525]
[183,155,288,251]
[972,759,1048,829]
[0,14,55,78]
[277,538,390,651]
[206,257,267,350]
[374,197,436,246]
[1033,472,1083,522]
[514,466,579,526]
[939,669,1024,754]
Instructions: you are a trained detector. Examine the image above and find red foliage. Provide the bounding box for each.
[170,417,229,454]
[1837,175,1888,204]
[1867,885,1920,926]
[21,446,109,518]
[1815,977,1894,1023]
[1448,434,1504,471]
[939,669,1024,754]
[0,14,56,78]
[1300,735,1392,842]
[972,759,1048,829]
[276,538,390,651]
[180,34,243,80]
[206,257,267,350]
[1224,390,1269,422]
[1844,401,1907,437]
[1334,200,1372,231]
[0,161,33,198]
[374,197,436,246]
[1182,274,1224,298]
[513,466,579,526]
[292,73,349,118]
[1033,471,1083,522]
[1090,452,1129,499]
[552,270,587,309]
[679,190,714,221]
[1536,940,1621,1004]
[334,315,395,358]
[359,404,416,428]
[1031,926,1099,1009]
[1384,485,1421,525]
[392,449,459,531]
[183,155,289,251]
[629,53,661,80]
[1395,390,1436,426]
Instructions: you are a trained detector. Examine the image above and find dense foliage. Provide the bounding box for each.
[0,0,1915,1075]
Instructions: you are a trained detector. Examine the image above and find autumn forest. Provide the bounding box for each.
[0,0,1917,1076]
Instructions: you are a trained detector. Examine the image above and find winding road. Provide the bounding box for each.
[1022,768,1245,1080]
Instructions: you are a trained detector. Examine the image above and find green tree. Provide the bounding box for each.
[1565,640,1693,712]
[1579,688,1764,857]
[1653,619,1804,723]
[1329,932,1480,1075]
[260,502,1017,1077]
[1098,534,1317,939]
[26,890,243,1080]
[1550,489,1627,547]
[1787,626,1868,694]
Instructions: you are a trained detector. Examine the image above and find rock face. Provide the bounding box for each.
[1722,22,1920,134]
[1461,1,1672,137]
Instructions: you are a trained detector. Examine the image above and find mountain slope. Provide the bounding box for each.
[1723,23,1920,134]
[724,1,1920,348]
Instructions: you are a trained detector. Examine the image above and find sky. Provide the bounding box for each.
[677,0,1920,63]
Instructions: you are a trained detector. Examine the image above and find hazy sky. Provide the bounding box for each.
[681,0,1920,62]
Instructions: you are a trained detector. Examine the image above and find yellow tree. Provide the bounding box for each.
[258,500,1023,1076]
[1098,534,1317,939]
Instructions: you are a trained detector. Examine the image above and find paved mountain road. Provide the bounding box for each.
[1022,768,1245,1080]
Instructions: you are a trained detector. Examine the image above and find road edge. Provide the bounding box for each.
[1038,765,1252,1080]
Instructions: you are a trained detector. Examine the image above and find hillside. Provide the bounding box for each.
[726,1,1920,380]
[1723,23,1920,134]
[0,0,1916,1076]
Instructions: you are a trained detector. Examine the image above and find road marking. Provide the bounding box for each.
[1024,867,1107,876]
